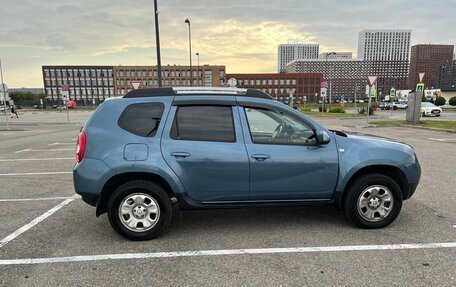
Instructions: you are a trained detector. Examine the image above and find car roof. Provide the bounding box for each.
[123,87,273,100]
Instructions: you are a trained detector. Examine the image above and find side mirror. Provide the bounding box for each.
[316,131,331,145]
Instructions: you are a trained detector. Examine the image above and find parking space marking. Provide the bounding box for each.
[15,148,74,154]
[1,242,455,265]
[0,196,79,202]
[0,195,78,249]
[0,158,73,162]
[428,138,456,142]
[0,171,72,176]
[48,143,75,146]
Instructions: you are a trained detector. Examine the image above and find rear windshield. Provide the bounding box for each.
[118,103,165,137]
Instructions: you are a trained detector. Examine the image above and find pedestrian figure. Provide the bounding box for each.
[10,105,19,119]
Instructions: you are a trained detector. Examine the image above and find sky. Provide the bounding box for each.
[1,0,455,88]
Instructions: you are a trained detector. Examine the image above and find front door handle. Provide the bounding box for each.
[251,154,270,162]
[171,152,191,158]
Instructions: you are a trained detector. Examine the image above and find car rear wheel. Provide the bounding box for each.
[422,112,426,117]
[108,180,172,240]
[343,173,403,229]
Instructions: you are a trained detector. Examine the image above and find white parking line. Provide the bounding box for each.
[0,171,72,176]
[14,149,74,153]
[0,158,73,162]
[0,242,455,265]
[0,196,79,202]
[48,143,75,146]
[0,195,78,249]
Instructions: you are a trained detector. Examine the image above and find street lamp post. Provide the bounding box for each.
[325,52,336,111]
[153,0,162,87]
[196,52,200,87]
[184,18,193,87]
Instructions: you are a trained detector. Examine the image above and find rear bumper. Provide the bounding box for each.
[73,158,115,205]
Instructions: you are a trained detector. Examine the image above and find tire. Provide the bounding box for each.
[108,180,172,240]
[422,112,426,117]
[343,173,403,229]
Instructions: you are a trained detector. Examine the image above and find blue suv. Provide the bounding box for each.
[73,87,421,240]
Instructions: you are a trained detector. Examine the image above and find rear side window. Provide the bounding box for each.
[118,103,164,137]
[170,106,235,142]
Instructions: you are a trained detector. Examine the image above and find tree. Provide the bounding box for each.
[434,96,446,106]
[449,96,456,106]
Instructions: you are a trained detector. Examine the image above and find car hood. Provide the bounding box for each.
[330,130,412,149]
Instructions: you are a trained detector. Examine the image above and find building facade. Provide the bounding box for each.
[42,65,225,102]
[278,44,319,73]
[438,60,456,91]
[358,29,411,61]
[286,59,408,98]
[42,66,115,104]
[226,73,323,104]
[319,52,352,59]
[408,44,454,89]
[113,65,225,96]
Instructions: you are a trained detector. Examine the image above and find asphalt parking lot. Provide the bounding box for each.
[0,110,455,286]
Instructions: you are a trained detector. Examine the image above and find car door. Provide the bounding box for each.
[238,102,338,201]
[161,98,249,202]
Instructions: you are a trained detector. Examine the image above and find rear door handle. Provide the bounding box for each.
[171,152,191,158]
[251,154,270,162]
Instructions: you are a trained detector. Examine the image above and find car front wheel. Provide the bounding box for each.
[108,180,172,240]
[343,173,403,229]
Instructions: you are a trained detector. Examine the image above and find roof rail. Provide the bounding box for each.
[123,87,273,100]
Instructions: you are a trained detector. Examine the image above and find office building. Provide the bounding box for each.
[438,60,456,91]
[408,44,454,89]
[278,44,319,73]
[226,73,323,104]
[358,29,411,61]
[42,65,225,102]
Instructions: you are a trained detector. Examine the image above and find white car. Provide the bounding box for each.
[392,102,407,109]
[421,102,442,117]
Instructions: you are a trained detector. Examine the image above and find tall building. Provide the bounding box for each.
[408,44,454,89]
[226,73,323,104]
[438,60,456,91]
[278,44,319,73]
[286,59,408,98]
[319,52,352,59]
[357,29,411,61]
[42,65,225,102]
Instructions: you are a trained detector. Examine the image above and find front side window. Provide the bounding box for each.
[171,106,235,142]
[244,107,315,145]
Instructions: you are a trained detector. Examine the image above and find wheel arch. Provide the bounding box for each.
[96,172,176,217]
[336,165,408,209]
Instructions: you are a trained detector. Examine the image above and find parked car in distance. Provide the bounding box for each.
[421,102,442,117]
[73,87,421,240]
[392,102,407,109]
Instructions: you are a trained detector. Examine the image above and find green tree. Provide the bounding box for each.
[449,96,456,106]
[434,96,446,106]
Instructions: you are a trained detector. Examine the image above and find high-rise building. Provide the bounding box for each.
[226,73,323,104]
[357,29,411,61]
[278,44,319,73]
[438,60,456,91]
[319,52,352,59]
[408,44,454,89]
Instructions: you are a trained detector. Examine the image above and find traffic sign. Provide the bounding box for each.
[416,83,425,92]
[320,81,328,89]
[367,75,379,87]
[320,88,327,98]
[131,81,141,89]
[419,72,425,82]
[227,78,237,87]
[60,84,69,101]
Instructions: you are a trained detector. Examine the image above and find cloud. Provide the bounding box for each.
[0,0,455,87]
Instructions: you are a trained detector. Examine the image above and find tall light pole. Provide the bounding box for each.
[196,52,199,86]
[0,57,9,130]
[184,18,193,86]
[153,0,162,87]
[325,52,336,111]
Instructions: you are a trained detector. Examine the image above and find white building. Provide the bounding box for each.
[278,44,319,73]
[318,52,352,59]
[357,29,411,61]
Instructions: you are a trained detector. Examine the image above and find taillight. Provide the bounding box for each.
[76,131,86,163]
